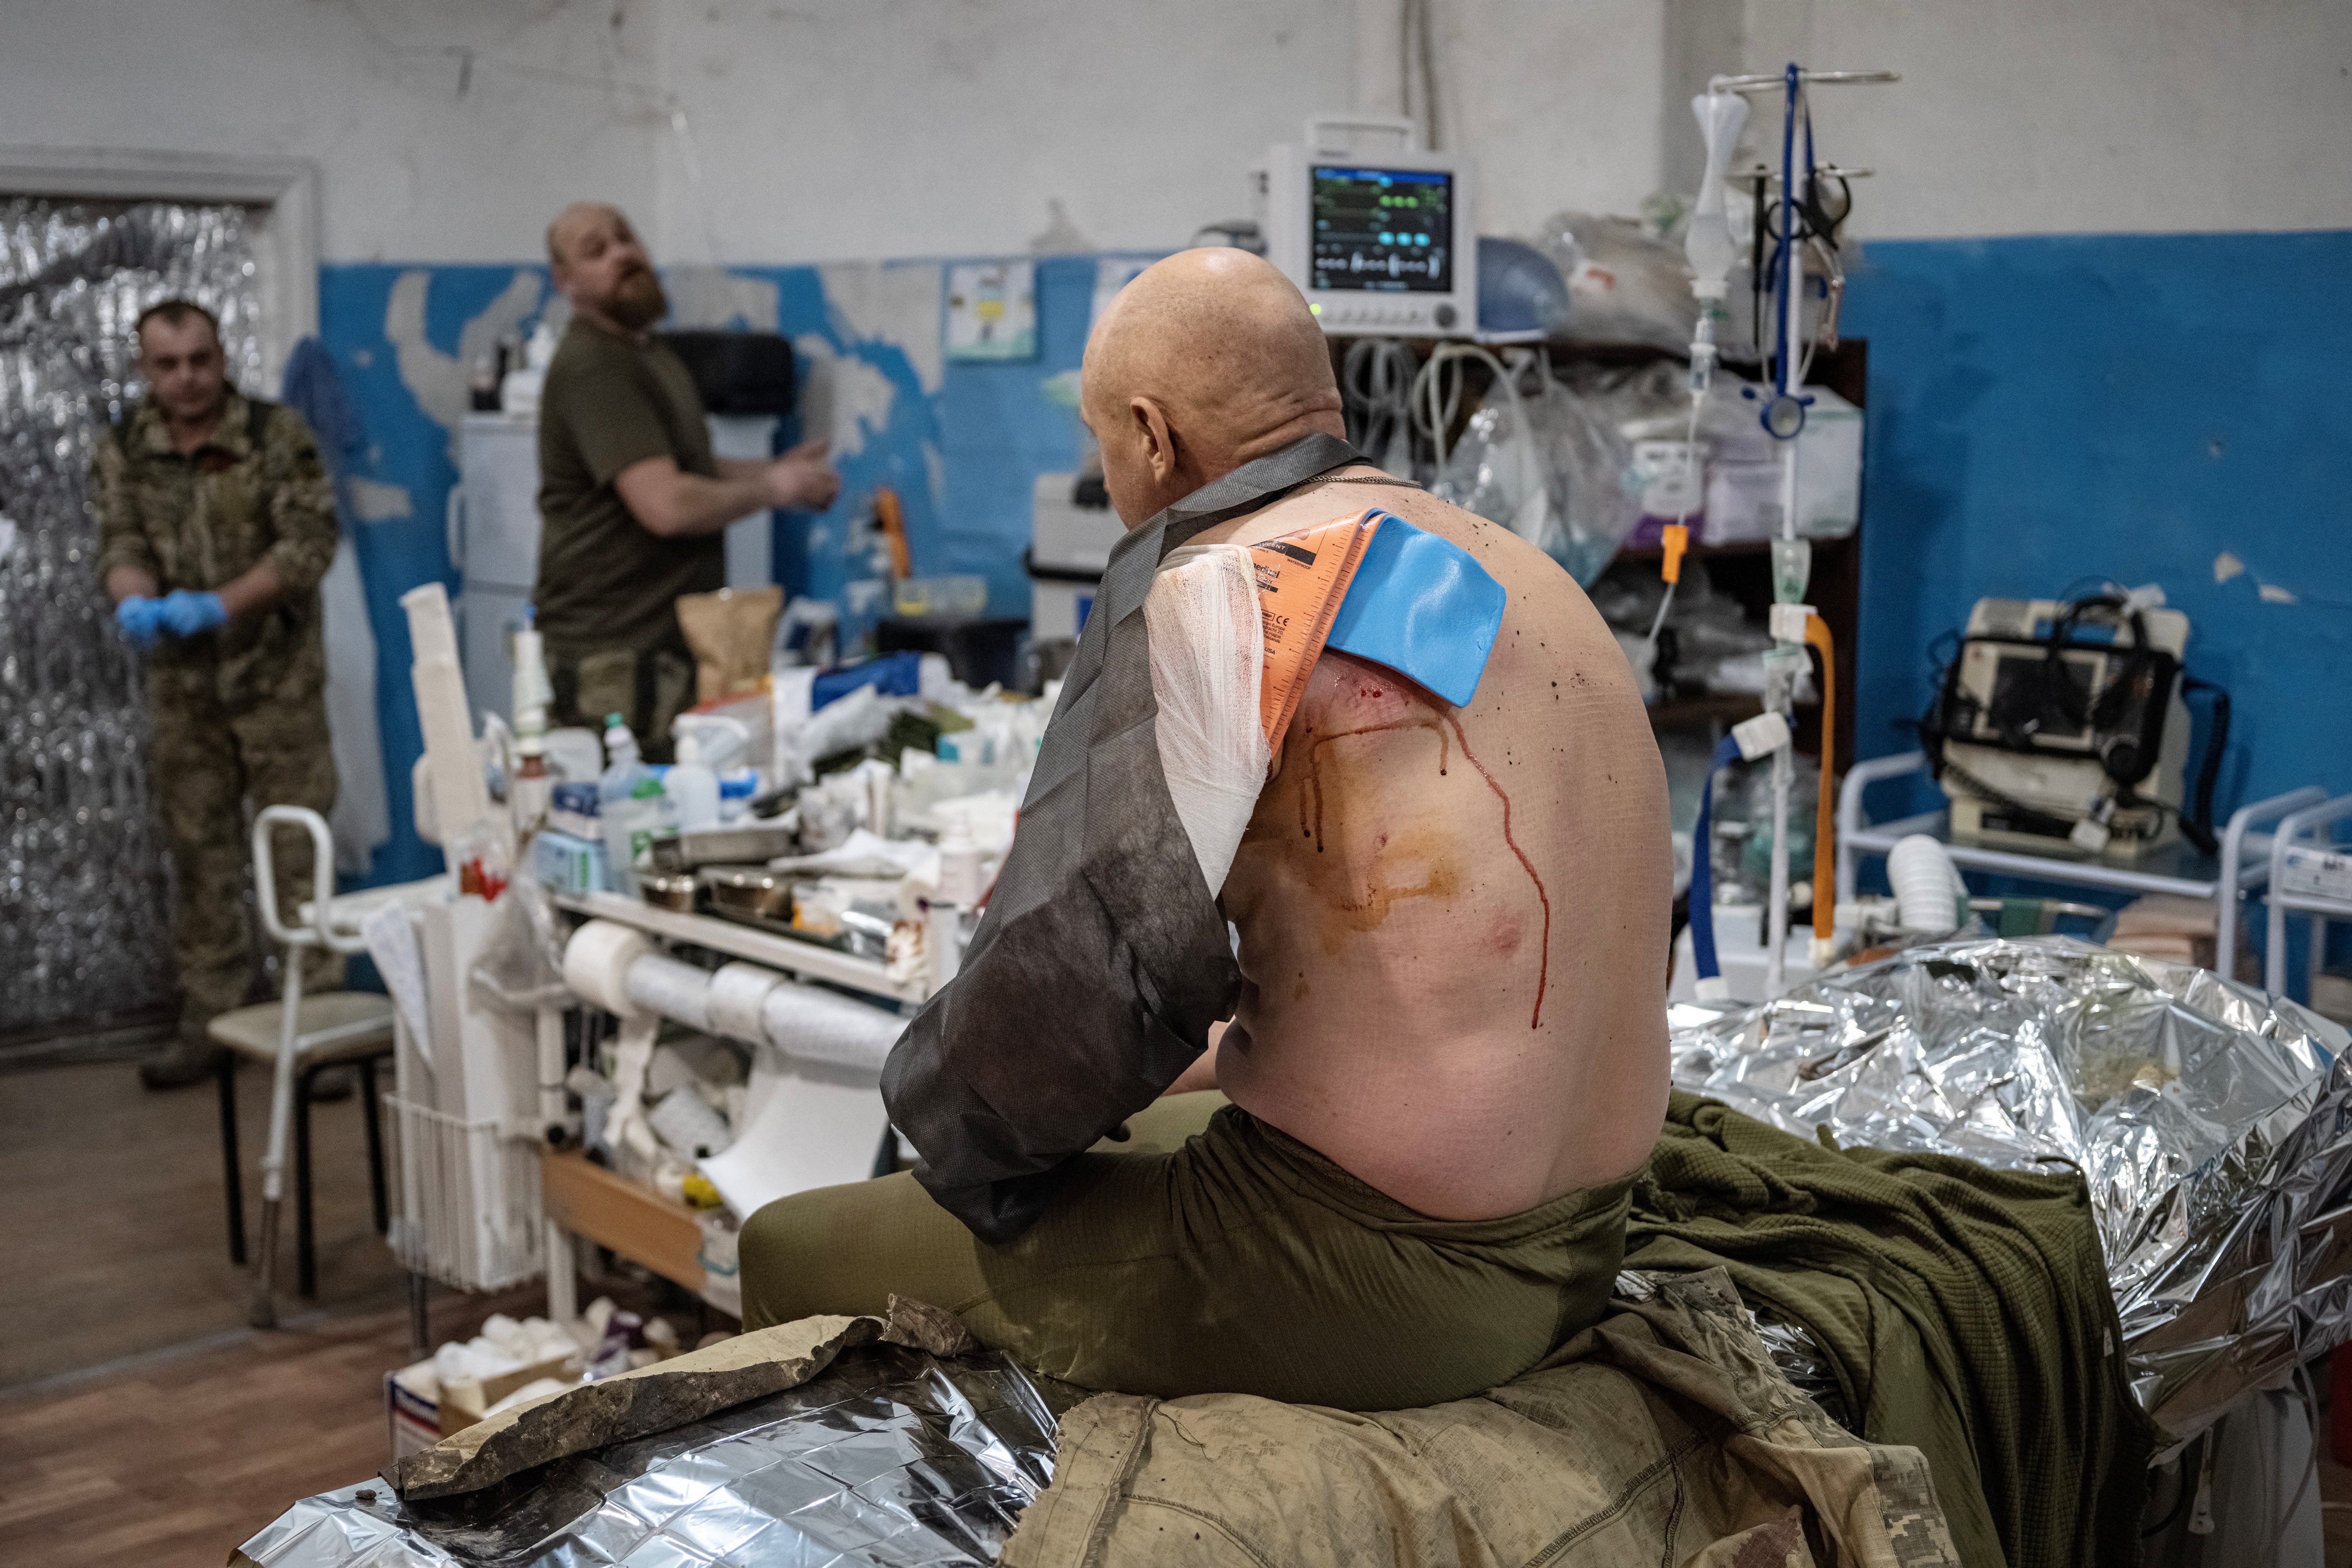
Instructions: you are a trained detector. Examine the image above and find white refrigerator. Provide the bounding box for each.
[453,412,778,722]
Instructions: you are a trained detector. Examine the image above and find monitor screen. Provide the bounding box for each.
[1309,166,1455,294]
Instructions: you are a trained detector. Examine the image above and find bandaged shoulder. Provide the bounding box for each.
[1149,510,1506,898]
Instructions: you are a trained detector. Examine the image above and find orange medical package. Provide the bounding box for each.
[1243,508,1382,753]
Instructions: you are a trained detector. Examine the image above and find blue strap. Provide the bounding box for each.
[1324,511,1506,708]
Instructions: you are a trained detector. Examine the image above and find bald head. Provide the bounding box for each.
[547,202,666,332]
[1082,249,1344,525]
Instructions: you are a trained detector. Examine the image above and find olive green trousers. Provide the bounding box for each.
[740,1091,1633,1412]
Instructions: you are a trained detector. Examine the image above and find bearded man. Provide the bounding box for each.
[534,203,838,755]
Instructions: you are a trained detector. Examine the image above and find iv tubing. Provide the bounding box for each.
[1763,64,1806,997]
[1687,732,1745,986]
[1804,612,1837,952]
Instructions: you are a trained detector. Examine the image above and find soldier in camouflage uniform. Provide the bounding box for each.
[92,300,344,1089]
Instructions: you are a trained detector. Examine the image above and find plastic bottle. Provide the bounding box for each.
[600,715,642,800]
[717,769,758,823]
[510,735,550,837]
[666,734,720,833]
[936,804,984,908]
[600,716,648,895]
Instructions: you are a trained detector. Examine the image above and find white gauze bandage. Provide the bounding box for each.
[1145,543,1271,898]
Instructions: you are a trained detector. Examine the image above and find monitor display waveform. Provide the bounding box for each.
[1309,166,1454,295]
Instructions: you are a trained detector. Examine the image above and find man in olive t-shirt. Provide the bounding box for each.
[535,203,838,756]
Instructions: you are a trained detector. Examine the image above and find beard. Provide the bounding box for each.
[603,266,669,331]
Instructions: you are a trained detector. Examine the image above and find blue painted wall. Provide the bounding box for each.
[1841,230,2352,978]
[316,257,1099,887]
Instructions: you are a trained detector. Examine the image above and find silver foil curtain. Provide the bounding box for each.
[0,200,262,1032]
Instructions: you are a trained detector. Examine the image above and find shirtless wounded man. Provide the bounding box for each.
[737,248,1671,1413]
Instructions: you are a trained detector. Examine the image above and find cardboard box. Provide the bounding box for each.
[385,1350,580,1461]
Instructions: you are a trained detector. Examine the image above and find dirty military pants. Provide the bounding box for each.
[740,1091,1635,1411]
[149,653,341,1046]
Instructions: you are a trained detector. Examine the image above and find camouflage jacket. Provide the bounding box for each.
[91,390,339,711]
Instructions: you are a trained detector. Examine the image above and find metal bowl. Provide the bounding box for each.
[639,870,702,912]
[701,864,792,926]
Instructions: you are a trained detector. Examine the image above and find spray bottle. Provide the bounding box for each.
[599,715,650,895]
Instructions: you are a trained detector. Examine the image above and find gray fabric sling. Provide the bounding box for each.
[880,433,1362,1241]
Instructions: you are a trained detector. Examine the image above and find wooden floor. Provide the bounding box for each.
[0,1049,703,1566]
[0,1059,407,1387]
[0,1290,541,1568]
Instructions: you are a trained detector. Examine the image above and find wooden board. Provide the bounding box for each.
[540,1152,705,1295]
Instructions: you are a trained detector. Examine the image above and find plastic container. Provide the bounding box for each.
[717,770,758,823]
[666,735,721,833]
[599,717,652,895]
[936,804,985,907]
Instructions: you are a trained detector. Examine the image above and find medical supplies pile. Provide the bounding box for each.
[385,1301,690,1459]
[1667,934,2352,1445]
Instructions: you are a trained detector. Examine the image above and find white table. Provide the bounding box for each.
[1835,752,2323,979]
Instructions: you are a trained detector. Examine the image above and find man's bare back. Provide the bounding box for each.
[1199,468,1671,1221]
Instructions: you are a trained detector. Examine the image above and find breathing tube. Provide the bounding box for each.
[1688,710,1793,1000]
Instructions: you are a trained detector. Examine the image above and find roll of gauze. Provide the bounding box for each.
[624,952,715,1032]
[760,978,906,1075]
[648,1084,733,1158]
[563,921,655,1017]
[707,962,784,1044]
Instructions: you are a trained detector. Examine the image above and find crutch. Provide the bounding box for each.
[247,805,342,1329]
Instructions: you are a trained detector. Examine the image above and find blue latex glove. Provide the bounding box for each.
[114,595,167,650]
[157,588,229,637]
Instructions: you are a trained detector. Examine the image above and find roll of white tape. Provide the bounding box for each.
[624,952,716,1032]
[708,962,784,1044]
[760,978,906,1075]
[562,921,655,1018]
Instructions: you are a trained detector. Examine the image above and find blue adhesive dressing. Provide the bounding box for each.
[1324,510,1507,708]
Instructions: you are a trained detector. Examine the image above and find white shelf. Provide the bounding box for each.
[554,891,926,1008]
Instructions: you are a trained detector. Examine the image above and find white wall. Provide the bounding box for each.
[0,0,659,262]
[650,0,1357,264]
[1353,0,1668,238]
[3,0,2347,269]
[1718,0,2352,240]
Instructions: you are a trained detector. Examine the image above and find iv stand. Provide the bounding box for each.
[1713,64,1896,995]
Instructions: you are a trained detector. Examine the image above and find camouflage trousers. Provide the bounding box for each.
[546,642,695,764]
[149,661,343,1045]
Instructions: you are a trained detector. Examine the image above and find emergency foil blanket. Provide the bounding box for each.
[237,1342,1069,1568]
[0,200,263,1031]
[1668,935,2352,1445]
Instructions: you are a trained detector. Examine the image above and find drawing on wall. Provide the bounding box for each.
[944,261,1037,361]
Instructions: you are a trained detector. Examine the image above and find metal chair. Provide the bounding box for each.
[210,805,394,1327]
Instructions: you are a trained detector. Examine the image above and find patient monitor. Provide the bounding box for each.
[1259,115,1479,339]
